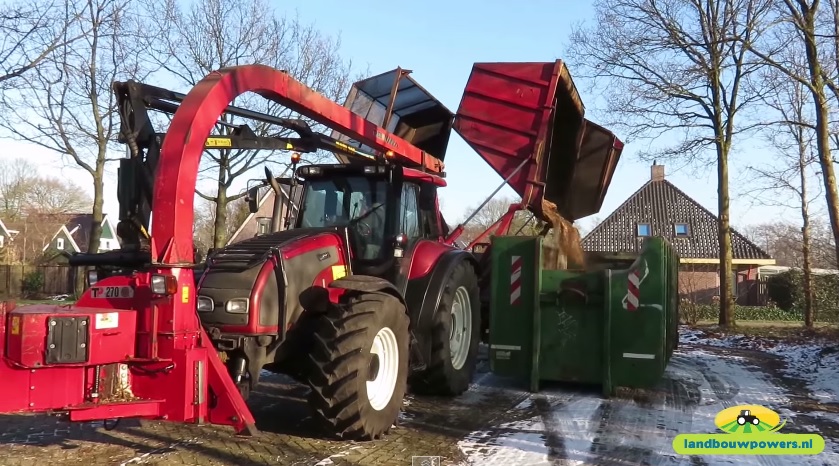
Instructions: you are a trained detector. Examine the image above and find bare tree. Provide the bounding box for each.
[140,0,355,248]
[0,157,90,219]
[0,0,150,257]
[742,0,839,268]
[679,264,721,324]
[577,215,603,238]
[746,64,820,326]
[457,196,544,245]
[27,176,91,215]
[193,195,250,255]
[743,219,838,269]
[0,157,34,220]
[565,0,772,327]
[0,0,84,87]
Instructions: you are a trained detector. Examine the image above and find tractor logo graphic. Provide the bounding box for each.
[714,405,786,434]
[737,409,760,426]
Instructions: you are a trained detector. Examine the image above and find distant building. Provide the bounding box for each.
[39,213,121,261]
[228,186,295,245]
[582,163,775,305]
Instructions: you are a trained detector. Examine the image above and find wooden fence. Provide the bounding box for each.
[736,277,769,306]
[0,264,77,297]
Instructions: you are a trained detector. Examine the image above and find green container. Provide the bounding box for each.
[488,235,680,395]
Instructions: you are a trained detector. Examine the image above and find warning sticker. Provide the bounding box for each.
[95,312,119,330]
[331,265,347,280]
[10,316,20,335]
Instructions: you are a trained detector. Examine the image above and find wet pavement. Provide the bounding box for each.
[1,338,838,465]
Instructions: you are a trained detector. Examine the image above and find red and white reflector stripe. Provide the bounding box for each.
[625,268,641,311]
[510,255,522,305]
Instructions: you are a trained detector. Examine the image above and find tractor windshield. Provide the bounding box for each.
[298,175,391,260]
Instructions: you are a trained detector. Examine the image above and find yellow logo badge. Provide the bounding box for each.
[714,404,786,434]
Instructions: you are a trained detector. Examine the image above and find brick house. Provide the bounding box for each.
[581,163,775,305]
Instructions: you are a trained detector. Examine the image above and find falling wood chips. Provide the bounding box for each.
[539,199,586,270]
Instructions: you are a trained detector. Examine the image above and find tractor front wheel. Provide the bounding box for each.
[306,291,410,440]
[410,261,481,396]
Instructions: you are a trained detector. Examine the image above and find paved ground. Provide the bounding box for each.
[1,335,838,465]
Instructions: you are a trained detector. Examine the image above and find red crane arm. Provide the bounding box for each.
[153,64,443,265]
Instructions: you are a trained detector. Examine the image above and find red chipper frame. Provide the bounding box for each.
[0,65,448,435]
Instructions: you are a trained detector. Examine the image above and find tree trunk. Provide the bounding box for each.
[799,146,815,328]
[213,186,228,248]
[801,12,839,267]
[813,100,839,266]
[718,146,735,327]
[78,163,105,296]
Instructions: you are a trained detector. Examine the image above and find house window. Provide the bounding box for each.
[674,223,690,236]
[256,217,271,235]
[56,238,65,249]
[637,223,651,237]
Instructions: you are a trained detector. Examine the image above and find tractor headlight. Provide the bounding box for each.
[225,298,249,314]
[150,274,177,295]
[197,296,214,312]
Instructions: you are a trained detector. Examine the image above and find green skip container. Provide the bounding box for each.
[488,235,680,395]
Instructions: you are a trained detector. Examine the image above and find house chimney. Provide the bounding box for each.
[651,161,665,182]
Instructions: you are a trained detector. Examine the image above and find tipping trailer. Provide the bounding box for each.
[449,62,678,394]
[0,60,630,441]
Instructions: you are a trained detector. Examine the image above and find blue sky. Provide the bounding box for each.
[4,0,814,234]
[275,0,804,232]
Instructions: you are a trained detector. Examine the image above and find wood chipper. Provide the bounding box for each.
[0,60,631,441]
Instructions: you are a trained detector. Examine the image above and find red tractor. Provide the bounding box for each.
[0,62,623,441]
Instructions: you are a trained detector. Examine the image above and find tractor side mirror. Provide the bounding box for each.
[247,187,259,213]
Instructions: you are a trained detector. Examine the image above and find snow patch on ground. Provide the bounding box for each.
[679,325,839,402]
[456,344,839,466]
[806,410,839,425]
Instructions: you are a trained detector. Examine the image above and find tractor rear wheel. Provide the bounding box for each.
[306,291,410,440]
[410,261,481,396]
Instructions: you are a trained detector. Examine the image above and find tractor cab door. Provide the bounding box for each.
[397,182,423,249]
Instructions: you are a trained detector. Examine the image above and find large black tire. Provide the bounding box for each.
[306,291,410,440]
[409,261,481,396]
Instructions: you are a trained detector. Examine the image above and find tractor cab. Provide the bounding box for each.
[252,161,445,279]
[295,165,391,262]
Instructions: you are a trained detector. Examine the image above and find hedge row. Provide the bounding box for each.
[682,304,801,323]
[766,270,839,321]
